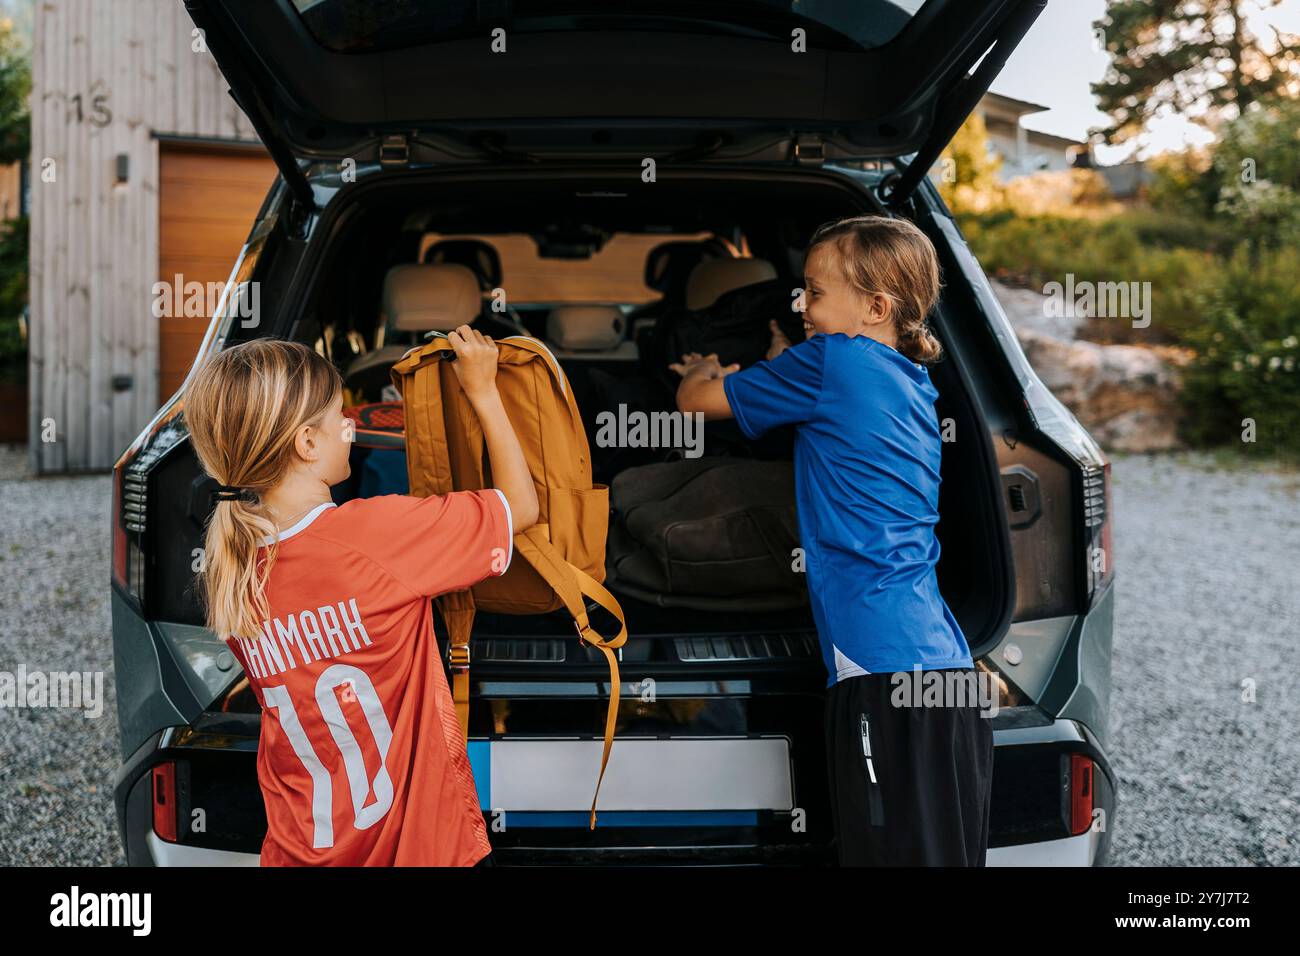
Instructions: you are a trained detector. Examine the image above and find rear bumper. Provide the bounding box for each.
[989,830,1101,866]
[118,712,1115,867]
[147,832,261,866]
[141,829,1102,867]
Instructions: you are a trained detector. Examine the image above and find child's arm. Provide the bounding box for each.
[677,334,827,439]
[766,320,792,360]
[671,352,740,421]
[447,325,540,531]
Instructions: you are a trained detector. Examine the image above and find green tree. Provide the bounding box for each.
[1212,95,1300,190]
[0,16,28,163]
[1092,0,1300,145]
[936,112,1003,213]
[0,14,27,384]
[1146,146,1218,218]
[0,214,24,383]
[1211,98,1300,257]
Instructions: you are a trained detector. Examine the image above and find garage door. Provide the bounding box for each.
[158,143,278,400]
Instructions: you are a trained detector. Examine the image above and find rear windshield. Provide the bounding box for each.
[420,232,715,305]
[291,0,927,54]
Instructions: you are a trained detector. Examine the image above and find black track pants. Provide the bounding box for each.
[823,667,994,866]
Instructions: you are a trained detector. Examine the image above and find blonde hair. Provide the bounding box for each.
[807,215,944,364]
[184,340,342,640]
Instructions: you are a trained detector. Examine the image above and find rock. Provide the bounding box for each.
[992,280,1088,340]
[1015,328,1187,452]
[989,280,1191,453]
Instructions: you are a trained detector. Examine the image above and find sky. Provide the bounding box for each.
[992,0,1300,165]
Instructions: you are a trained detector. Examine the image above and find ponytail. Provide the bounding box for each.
[202,497,280,643]
[184,340,342,640]
[897,325,944,364]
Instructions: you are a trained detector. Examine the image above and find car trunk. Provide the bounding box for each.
[187,0,1047,209]
[176,0,1043,666]
[289,166,1012,660]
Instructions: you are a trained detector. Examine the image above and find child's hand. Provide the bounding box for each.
[669,352,740,380]
[766,320,792,360]
[447,325,499,400]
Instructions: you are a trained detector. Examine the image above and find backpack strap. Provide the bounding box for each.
[495,337,630,826]
[512,526,627,830]
[392,342,480,740]
[395,336,627,828]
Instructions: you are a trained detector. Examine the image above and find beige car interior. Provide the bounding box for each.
[684,257,778,311]
[345,249,780,393]
[345,262,485,386]
[545,305,636,360]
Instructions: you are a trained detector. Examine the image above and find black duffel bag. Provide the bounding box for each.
[644,277,806,394]
[606,457,808,611]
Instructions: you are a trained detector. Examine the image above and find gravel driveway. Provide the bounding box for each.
[1,442,1296,866]
[1105,451,1300,866]
[0,444,119,866]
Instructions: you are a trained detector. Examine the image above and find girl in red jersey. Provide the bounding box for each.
[185,329,537,865]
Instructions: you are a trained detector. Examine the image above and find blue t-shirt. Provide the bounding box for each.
[722,332,973,687]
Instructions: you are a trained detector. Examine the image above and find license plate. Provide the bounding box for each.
[467,736,793,826]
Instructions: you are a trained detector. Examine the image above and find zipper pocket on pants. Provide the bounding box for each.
[859,712,885,827]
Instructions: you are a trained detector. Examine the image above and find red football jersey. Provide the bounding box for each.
[221,490,512,866]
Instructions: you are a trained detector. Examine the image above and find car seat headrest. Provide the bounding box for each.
[383,263,481,332]
[422,239,502,291]
[547,305,626,351]
[685,257,778,311]
[644,241,710,293]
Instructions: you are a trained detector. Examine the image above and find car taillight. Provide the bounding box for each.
[112,464,126,587]
[112,453,149,607]
[1082,461,1114,606]
[1023,382,1114,611]
[1068,753,1095,836]
[152,762,178,843]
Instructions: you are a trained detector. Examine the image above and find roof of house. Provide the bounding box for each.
[981,91,1051,118]
[1023,127,1087,149]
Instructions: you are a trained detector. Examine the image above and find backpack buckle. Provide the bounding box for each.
[449,643,470,671]
[423,330,459,361]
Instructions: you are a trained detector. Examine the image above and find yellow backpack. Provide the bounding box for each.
[391,335,627,828]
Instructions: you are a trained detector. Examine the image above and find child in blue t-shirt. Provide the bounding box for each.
[671,215,994,866]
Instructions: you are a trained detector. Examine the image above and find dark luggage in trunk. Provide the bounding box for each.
[606,457,808,611]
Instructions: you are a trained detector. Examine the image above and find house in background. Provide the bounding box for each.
[29,0,274,472]
[977,91,1092,180]
[1097,160,1155,201]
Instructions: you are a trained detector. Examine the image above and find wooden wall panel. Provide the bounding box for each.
[0,162,22,220]
[30,0,266,472]
[157,146,276,399]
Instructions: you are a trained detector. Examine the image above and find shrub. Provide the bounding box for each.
[957,211,1216,345]
[1146,147,1217,221]
[1118,208,1230,254]
[1211,99,1300,197]
[1180,246,1300,458]
[0,215,25,385]
[1213,179,1300,254]
[936,112,1004,214]
[1001,168,1117,217]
